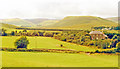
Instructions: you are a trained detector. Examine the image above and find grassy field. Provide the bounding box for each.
[1,36,96,52]
[1,36,118,67]
[2,51,118,67]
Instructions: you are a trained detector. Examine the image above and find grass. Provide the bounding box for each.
[1,36,96,52]
[1,36,118,67]
[2,51,118,67]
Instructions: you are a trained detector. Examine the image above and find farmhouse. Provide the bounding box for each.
[89,31,107,40]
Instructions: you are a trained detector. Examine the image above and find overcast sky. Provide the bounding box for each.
[0,0,119,19]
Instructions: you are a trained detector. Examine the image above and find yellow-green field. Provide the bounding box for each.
[1,36,96,52]
[2,51,118,67]
[1,36,118,67]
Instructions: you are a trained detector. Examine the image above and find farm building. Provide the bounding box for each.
[89,31,107,40]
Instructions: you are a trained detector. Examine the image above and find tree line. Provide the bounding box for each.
[92,26,120,30]
[1,28,120,49]
[53,31,120,49]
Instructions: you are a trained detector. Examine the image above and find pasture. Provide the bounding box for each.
[2,51,118,67]
[1,36,118,67]
[1,36,96,52]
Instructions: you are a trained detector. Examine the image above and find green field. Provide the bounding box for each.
[1,36,96,52]
[2,51,118,67]
[1,36,118,67]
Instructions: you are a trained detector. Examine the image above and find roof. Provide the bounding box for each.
[103,34,108,37]
[89,31,103,34]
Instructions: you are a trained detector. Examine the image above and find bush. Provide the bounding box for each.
[95,50,100,53]
[60,37,66,41]
[23,29,27,32]
[11,31,15,36]
[2,32,7,36]
[15,36,29,49]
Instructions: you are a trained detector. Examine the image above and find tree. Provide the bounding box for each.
[60,36,66,41]
[2,32,7,36]
[80,35,86,42]
[116,42,120,51]
[11,31,15,36]
[117,36,120,42]
[2,28,7,36]
[116,42,120,49]
[2,28,6,32]
[110,39,118,48]
[23,29,27,32]
[15,36,29,49]
[112,35,118,40]
[60,44,63,47]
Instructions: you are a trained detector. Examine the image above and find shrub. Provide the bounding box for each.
[60,37,66,41]
[95,50,100,53]
[2,32,7,36]
[15,36,29,49]
[11,31,15,36]
[23,29,27,32]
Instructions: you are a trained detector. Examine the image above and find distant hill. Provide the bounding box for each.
[25,18,59,25]
[47,16,117,30]
[106,17,119,23]
[0,18,35,27]
[37,20,59,27]
[0,23,18,29]
[25,18,50,25]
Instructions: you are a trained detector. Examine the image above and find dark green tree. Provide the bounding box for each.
[112,35,118,40]
[15,36,29,49]
[2,28,7,36]
[23,29,27,32]
[2,28,6,32]
[2,32,7,36]
[11,31,15,36]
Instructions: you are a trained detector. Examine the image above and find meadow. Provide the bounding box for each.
[2,51,118,67]
[1,36,118,67]
[1,36,96,52]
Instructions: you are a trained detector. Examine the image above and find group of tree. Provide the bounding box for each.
[93,26,110,30]
[0,28,59,37]
[1,28,120,50]
[111,26,120,30]
[103,31,120,39]
[92,26,120,30]
[53,31,120,49]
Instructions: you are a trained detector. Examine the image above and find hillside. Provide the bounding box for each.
[0,23,18,29]
[0,18,35,27]
[47,16,117,30]
[25,18,59,25]
[37,20,58,27]
[106,17,119,23]
[25,18,50,25]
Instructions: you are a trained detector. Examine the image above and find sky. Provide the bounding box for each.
[0,0,119,19]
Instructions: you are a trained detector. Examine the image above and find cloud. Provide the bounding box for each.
[0,0,119,19]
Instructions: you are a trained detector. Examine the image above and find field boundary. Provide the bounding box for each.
[0,47,118,55]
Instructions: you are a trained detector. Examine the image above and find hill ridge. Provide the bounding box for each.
[47,16,117,30]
